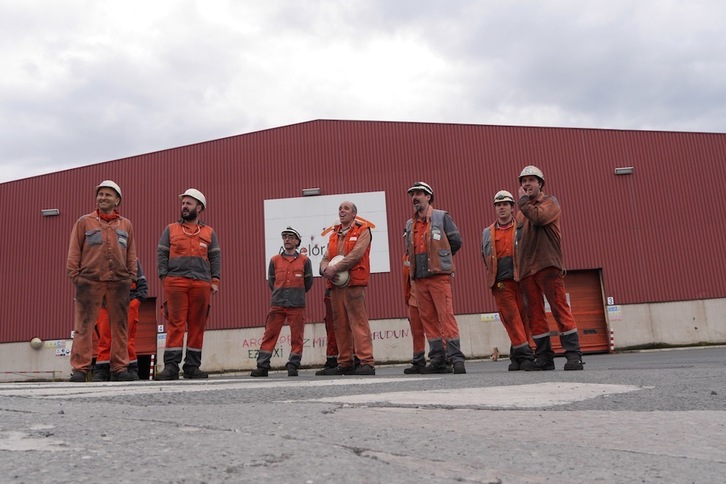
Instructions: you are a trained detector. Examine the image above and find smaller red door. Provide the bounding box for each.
[545,269,610,354]
[135,297,158,356]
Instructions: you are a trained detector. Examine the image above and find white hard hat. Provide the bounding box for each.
[179,188,207,209]
[96,180,122,203]
[281,226,301,239]
[281,226,302,247]
[329,255,350,287]
[493,190,515,204]
[407,181,435,203]
[519,165,545,187]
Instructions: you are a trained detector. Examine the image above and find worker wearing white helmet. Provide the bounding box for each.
[251,227,314,377]
[156,188,221,380]
[96,180,123,203]
[517,166,584,370]
[179,188,207,209]
[481,190,537,371]
[66,180,138,382]
[518,165,545,188]
[404,181,466,374]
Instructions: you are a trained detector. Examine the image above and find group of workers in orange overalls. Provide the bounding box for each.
[68,164,583,382]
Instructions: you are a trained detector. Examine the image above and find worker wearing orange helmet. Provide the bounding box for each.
[517,166,584,371]
[155,188,221,380]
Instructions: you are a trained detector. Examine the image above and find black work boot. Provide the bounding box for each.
[91,363,111,382]
[512,345,539,371]
[321,365,356,375]
[403,363,425,374]
[563,351,584,371]
[508,346,522,371]
[423,340,447,374]
[420,359,448,374]
[286,363,299,377]
[560,332,584,370]
[69,371,87,383]
[250,367,269,377]
[532,336,555,371]
[154,366,180,381]
[519,359,538,371]
[445,338,465,372]
[183,367,209,379]
[404,352,426,374]
[111,369,137,381]
[157,350,182,381]
[533,357,555,371]
[128,362,139,380]
[315,357,338,376]
[353,364,375,375]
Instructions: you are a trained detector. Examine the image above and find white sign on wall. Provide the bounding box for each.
[263,191,391,277]
[607,305,623,321]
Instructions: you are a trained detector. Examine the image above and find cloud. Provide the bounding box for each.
[1,0,725,183]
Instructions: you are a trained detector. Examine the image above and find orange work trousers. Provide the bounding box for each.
[520,266,577,337]
[492,279,530,347]
[323,292,338,358]
[96,297,140,365]
[407,303,426,356]
[71,279,130,373]
[330,285,373,367]
[259,306,305,364]
[414,274,460,341]
[163,276,211,355]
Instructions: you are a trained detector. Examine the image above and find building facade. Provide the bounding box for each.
[2,120,725,379]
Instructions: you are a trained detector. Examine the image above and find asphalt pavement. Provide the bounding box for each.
[0,347,724,483]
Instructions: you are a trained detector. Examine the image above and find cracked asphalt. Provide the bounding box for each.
[0,347,724,483]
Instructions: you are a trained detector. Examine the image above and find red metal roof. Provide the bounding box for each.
[2,120,725,343]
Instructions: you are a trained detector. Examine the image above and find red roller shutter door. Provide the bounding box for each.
[545,269,610,354]
[91,296,158,357]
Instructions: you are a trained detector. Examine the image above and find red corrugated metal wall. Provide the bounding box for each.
[2,120,725,343]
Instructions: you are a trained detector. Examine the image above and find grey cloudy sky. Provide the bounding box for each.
[1,0,724,183]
